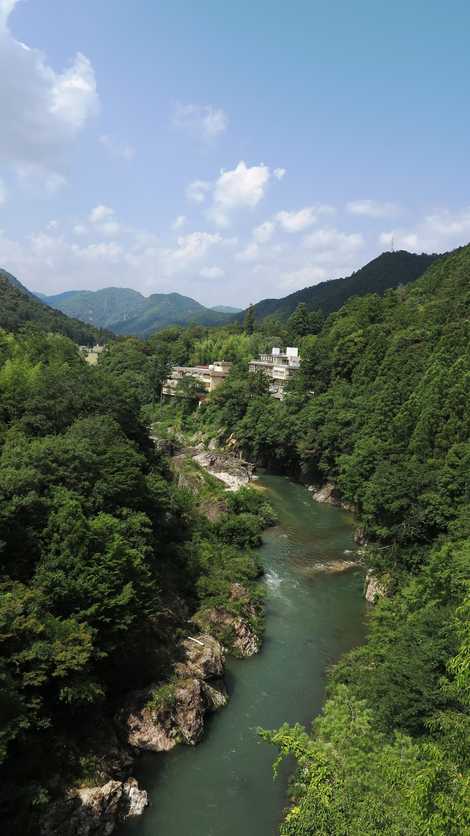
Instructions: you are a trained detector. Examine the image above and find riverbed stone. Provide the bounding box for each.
[123,634,227,752]
[40,778,148,836]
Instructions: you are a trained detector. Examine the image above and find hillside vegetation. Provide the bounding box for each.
[43,287,232,335]
[0,328,269,834]
[44,287,146,329]
[239,250,440,322]
[156,245,470,834]
[0,272,111,345]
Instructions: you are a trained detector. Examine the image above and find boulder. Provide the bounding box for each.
[354,527,367,546]
[175,634,225,680]
[312,482,337,504]
[311,482,356,512]
[124,634,227,752]
[40,778,147,836]
[364,570,387,603]
[192,450,255,491]
[125,674,227,752]
[194,607,260,657]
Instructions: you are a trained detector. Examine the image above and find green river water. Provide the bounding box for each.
[119,473,366,836]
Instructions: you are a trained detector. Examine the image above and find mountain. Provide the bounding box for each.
[211,305,243,314]
[43,286,232,336]
[112,292,231,336]
[44,287,147,329]
[239,250,441,321]
[0,270,112,345]
[0,267,37,297]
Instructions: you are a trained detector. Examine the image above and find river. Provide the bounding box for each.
[118,473,366,836]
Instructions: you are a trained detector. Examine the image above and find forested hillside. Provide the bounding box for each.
[155,245,470,833]
[0,329,269,834]
[111,292,230,336]
[238,250,440,322]
[43,287,147,329]
[2,244,469,834]
[0,273,111,345]
[43,287,232,335]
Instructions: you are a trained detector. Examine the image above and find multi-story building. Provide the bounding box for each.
[249,347,300,399]
[79,344,106,366]
[162,361,232,400]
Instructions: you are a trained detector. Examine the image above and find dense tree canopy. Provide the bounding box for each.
[160,245,470,834]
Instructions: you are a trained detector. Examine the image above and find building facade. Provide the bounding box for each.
[162,361,232,400]
[248,347,300,399]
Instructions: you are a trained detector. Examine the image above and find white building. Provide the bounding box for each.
[162,361,232,400]
[248,347,300,399]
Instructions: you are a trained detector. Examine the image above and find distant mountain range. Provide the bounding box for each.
[236,250,441,321]
[211,305,242,314]
[41,287,233,336]
[0,250,442,341]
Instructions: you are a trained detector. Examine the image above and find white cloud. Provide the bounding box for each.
[279,265,328,290]
[87,205,120,238]
[187,161,284,227]
[187,179,211,203]
[16,165,67,194]
[200,265,224,280]
[172,215,187,230]
[173,103,228,140]
[0,3,98,178]
[73,224,87,236]
[236,242,260,262]
[274,167,286,180]
[0,1,18,28]
[303,227,364,261]
[0,177,6,206]
[163,231,222,274]
[378,231,419,250]
[208,161,272,227]
[276,205,334,233]
[81,241,123,262]
[89,205,114,224]
[253,221,275,243]
[423,208,470,244]
[378,208,470,254]
[99,134,135,161]
[347,199,400,218]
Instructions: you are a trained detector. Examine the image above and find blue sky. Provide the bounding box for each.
[1,0,470,305]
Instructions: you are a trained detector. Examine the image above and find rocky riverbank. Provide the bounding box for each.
[123,634,227,753]
[40,779,148,836]
[38,434,264,835]
[308,481,356,513]
[40,634,234,835]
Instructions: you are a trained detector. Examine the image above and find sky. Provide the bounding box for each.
[1,0,470,306]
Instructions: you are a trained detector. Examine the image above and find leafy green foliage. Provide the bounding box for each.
[237,250,440,323]
[166,245,470,834]
[0,326,267,832]
[0,273,111,345]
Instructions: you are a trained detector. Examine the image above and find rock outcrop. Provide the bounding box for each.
[40,778,147,836]
[309,482,355,513]
[123,634,227,753]
[364,570,387,603]
[193,585,261,657]
[192,450,255,491]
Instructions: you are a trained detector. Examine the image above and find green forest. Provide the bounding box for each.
[0,326,270,833]
[1,244,469,834]
[147,246,470,834]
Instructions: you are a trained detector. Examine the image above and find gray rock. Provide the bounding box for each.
[40,778,147,836]
[124,634,227,752]
[364,570,387,603]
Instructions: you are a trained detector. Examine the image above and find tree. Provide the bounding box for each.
[243,304,256,335]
